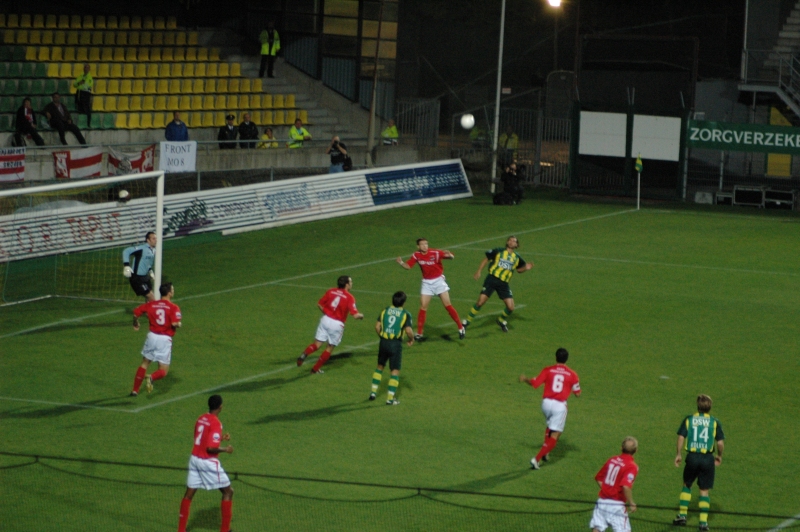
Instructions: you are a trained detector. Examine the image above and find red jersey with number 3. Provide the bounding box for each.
[134,300,182,337]
[319,288,358,323]
[531,364,580,402]
[406,249,446,279]
[191,413,223,459]
[595,453,638,502]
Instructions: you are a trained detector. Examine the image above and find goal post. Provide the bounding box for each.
[0,170,165,306]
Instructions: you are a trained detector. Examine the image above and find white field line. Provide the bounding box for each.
[0,396,133,413]
[769,513,800,531]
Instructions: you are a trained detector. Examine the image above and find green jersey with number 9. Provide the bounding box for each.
[377,306,412,340]
[678,413,724,454]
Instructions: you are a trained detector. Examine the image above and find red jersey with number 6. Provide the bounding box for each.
[318,288,358,323]
[530,364,581,402]
[405,249,446,280]
[191,413,223,459]
[595,453,638,502]
[134,300,182,337]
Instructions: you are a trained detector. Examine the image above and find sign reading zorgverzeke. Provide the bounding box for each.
[688,120,800,154]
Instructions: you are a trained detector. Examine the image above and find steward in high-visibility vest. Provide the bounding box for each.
[381,119,399,145]
[287,119,312,148]
[259,22,281,78]
[73,63,94,123]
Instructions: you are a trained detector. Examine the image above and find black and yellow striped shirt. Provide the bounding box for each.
[486,248,526,283]
[677,413,724,454]
[377,306,412,340]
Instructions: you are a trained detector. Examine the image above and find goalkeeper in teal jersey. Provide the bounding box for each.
[369,291,414,405]
[122,232,157,301]
[673,394,725,531]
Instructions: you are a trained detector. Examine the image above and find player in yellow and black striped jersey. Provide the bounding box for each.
[369,291,415,405]
[461,236,533,333]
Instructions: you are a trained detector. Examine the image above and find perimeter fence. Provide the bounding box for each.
[1,452,795,532]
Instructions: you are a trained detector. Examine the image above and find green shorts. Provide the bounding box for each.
[683,452,716,490]
[481,275,513,300]
[377,338,403,371]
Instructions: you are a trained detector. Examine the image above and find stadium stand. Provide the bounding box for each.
[0,14,305,135]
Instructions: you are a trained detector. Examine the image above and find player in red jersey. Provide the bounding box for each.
[589,437,639,532]
[397,238,466,341]
[129,282,182,396]
[519,347,581,469]
[178,394,234,532]
[297,275,364,373]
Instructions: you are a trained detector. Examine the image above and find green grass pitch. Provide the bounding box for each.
[1,192,799,531]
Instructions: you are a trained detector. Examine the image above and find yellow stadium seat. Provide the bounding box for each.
[0,14,5,27]
[83,16,94,29]
[155,63,168,78]
[197,48,208,61]
[105,31,118,45]
[164,32,175,46]
[153,112,166,129]
[188,112,202,128]
[95,16,106,29]
[218,63,229,77]
[156,79,168,94]
[214,95,226,110]
[93,96,105,112]
[210,48,220,61]
[109,63,122,78]
[228,95,239,109]
[2,32,13,45]
[33,14,45,28]
[29,30,43,44]
[117,96,129,111]
[17,30,30,44]
[69,62,82,78]
[65,30,78,45]
[299,110,308,124]
[57,15,69,29]
[120,79,132,94]
[75,47,88,61]
[202,112,215,127]
[122,63,134,78]
[285,94,296,108]
[180,79,192,93]
[202,95,215,110]
[143,17,154,30]
[91,31,103,45]
[130,96,143,111]
[59,62,72,77]
[96,63,109,78]
[132,80,144,95]
[127,113,140,129]
[103,96,116,111]
[251,111,262,124]
[178,95,191,110]
[136,31,149,46]
[228,79,240,93]
[285,110,297,124]
[162,48,173,61]
[185,47,198,61]
[123,31,136,46]
[194,62,206,77]
[134,64,146,78]
[107,79,120,94]
[24,46,36,61]
[252,79,262,93]
[170,64,181,78]
[119,16,130,29]
[250,94,261,109]
[113,47,124,61]
[88,47,100,61]
[188,32,199,46]
[152,31,163,46]
[7,14,19,28]
[239,95,250,110]
[42,30,54,44]
[94,79,107,95]
[192,79,204,93]
[78,31,90,45]
[262,111,274,125]
[131,16,142,30]
[145,64,158,78]
[54,31,66,45]
[63,48,76,63]
[154,96,167,111]
[168,79,180,93]
[45,14,57,29]
[114,113,127,128]
[155,17,166,30]
[20,14,32,28]
[230,63,241,77]
[176,32,186,46]
[173,47,185,61]
[183,63,194,77]
[100,47,112,61]
[150,47,162,62]
[240,79,251,93]
[124,47,136,62]
[137,48,150,61]
[205,79,216,93]
[167,16,177,30]
[206,63,218,77]
[217,79,228,93]
[107,16,118,29]
[273,94,285,109]
[140,112,154,129]
[71,15,83,28]
[37,46,49,61]
[47,63,60,77]
[167,95,179,110]
[144,80,157,95]
[142,96,155,111]
[273,110,286,126]
[261,94,272,108]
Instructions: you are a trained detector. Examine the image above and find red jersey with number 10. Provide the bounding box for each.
[595,453,638,502]
[319,288,358,323]
[133,299,182,336]
[406,249,446,280]
[191,413,223,459]
[530,364,580,402]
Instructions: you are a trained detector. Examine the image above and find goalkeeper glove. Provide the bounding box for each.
[123,266,132,278]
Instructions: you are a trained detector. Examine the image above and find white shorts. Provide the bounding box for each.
[142,332,172,365]
[541,398,568,432]
[186,455,231,490]
[314,315,345,346]
[589,499,630,532]
[421,276,450,296]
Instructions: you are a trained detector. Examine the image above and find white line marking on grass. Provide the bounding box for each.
[0,309,125,340]
[769,513,800,531]
[0,396,134,413]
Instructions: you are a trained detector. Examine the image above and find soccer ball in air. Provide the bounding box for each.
[460,113,475,130]
[118,189,131,202]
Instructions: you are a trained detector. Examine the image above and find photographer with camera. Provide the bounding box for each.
[326,135,349,173]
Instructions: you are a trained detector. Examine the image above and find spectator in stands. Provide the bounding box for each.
[73,63,94,125]
[381,119,399,145]
[500,162,524,205]
[218,114,238,149]
[258,127,278,149]
[326,136,349,173]
[14,97,45,146]
[165,112,189,141]
[287,119,312,148]
[499,125,519,168]
[259,21,281,78]
[43,92,86,145]
[238,113,259,149]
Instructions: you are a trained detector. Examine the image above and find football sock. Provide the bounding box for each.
[312,350,332,372]
[387,375,400,401]
[678,486,692,516]
[466,304,482,324]
[303,343,320,356]
[445,305,461,328]
[220,500,232,532]
[178,497,192,532]
[499,307,513,322]
[132,367,146,393]
[150,369,166,382]
[698,495,710,524]
[371,369,383,393]
[535,436,557,461]
[417,309,427,335]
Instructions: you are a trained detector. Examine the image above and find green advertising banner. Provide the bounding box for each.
[688,120,800,154]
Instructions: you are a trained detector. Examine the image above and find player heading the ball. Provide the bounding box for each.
[122,231,157,301]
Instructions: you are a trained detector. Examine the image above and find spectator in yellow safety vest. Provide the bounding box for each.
[381,119,399,145]
[259,21,281,78]
[287,119,312,148]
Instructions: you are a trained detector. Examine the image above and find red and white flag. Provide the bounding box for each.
[0,147,25,182]
[108,144,156,175]
[53,146,103,179]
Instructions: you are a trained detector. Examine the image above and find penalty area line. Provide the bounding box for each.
[769,513,800,531]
